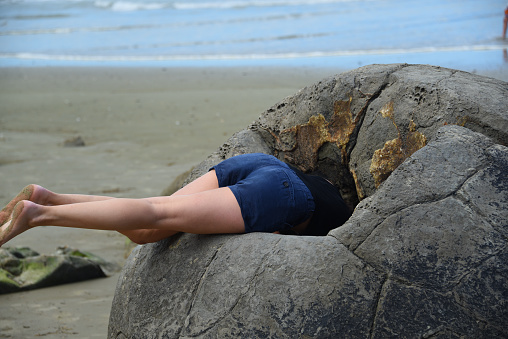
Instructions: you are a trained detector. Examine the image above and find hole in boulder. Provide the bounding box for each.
[314,143,360,212]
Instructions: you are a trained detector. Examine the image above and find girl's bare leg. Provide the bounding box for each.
[118,170,223,244]
[0,184,119,245]
[0,171,244,246]
[0,184,143,244]
[0,170,231,245]
[0,184,114,224]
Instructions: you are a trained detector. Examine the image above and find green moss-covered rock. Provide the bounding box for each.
[8,246,40,258]
[0,268,19,294]
[0,246,120,294]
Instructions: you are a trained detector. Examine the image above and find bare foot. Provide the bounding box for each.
[0,185,51,225]
[0,200,35,247]
[0,185,35,225]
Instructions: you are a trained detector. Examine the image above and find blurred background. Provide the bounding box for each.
[1,0,507,72]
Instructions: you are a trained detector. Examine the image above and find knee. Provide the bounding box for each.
[123,229,177,245]
[120,230,152,245]
[128,235,150,245]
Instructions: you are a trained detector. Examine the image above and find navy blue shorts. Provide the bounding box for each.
[211,153,315,233]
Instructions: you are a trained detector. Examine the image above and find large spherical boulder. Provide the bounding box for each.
[108,64,507,338]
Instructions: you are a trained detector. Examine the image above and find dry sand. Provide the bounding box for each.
[0,65,507,338]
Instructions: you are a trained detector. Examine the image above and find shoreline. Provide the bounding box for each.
[2,45,508,76]
[0,64,506,338]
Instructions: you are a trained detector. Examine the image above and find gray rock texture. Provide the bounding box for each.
[108,64,508,338]
[0,246,119,294]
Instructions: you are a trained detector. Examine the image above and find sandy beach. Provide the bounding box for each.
[0,65,507,338]
[0,66,341,338]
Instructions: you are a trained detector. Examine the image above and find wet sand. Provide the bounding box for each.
[0,65,507,338]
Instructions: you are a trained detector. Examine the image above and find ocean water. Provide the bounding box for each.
[0,0,507,70]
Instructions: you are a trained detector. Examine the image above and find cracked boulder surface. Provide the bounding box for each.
[108,64,508,338]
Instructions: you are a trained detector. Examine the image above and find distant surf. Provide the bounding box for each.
[1,0,506,69]
[2,44,506,62]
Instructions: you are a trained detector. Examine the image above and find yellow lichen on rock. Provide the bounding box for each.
[370,137,405,188]
[279,97,357,171]
[328,97,356,148]
[406,120,427,157]
[370,102,427,188]
[380,101,394,119]
[279,114,330,171]
[349,168,365,200]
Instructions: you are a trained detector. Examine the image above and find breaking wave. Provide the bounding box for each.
[1,44,505,62]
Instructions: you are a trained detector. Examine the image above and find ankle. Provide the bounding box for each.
[26,201,46,228]
[31,185,53,206]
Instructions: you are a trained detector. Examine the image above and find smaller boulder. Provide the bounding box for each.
[0,246,119,294]
[63,136,85,147]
